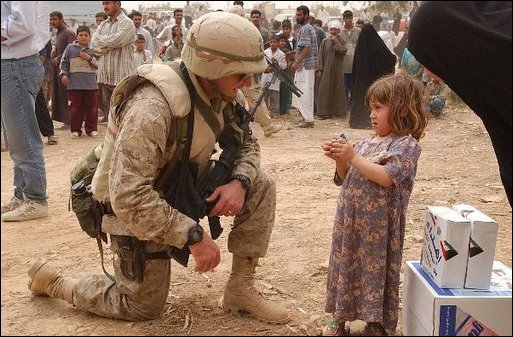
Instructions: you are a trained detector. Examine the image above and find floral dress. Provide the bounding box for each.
[325,134,421,334]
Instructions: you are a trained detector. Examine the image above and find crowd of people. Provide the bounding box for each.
[1,1,511,336]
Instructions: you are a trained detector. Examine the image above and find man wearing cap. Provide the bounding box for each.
[26,12,290,325]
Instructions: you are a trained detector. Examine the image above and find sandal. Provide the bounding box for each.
[47,136,58,145]
[322,321,350,336]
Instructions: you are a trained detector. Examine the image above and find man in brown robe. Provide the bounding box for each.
[49,11,76,126]
[316,20,347,119]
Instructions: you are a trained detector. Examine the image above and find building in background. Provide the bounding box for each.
[47,2,104,28]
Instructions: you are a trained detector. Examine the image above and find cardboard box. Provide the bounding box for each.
[421,206,471,288]
[402,261,512,336]
[452,204,499,289]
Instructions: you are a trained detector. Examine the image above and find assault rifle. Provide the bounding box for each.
[164,60,302,267]
[263,54,303,98]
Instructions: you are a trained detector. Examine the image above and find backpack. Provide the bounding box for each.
[69,63,194,241]
[69,144,103,238]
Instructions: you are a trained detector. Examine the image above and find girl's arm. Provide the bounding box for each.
[350,153,393,187]
[326,138,393,187]
[334,160,349,185]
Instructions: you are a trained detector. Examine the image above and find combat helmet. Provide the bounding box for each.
[181,11,267,80]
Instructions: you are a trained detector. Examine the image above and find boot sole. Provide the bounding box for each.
[27,259,50,296]
[222,304,291,325]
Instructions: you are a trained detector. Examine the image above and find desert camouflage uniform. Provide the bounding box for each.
[71,63,276,321]
[242,75,273,127]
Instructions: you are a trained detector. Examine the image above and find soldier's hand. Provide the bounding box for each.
[189,234,220,272]
[205,180,245,217]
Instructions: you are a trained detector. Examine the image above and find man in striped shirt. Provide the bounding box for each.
[91,1,136,124]
[292,5,319,128]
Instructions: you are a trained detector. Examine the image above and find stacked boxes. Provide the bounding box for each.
[420,206,471,288]
[452,204,499,289]
[404,205,507,335]
[402,260,512,336]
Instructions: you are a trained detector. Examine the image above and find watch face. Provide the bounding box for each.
[188,225,204,245]
[191,230,202,242]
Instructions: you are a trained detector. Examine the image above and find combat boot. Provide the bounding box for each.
[28,259,78,305]
[223,255,290,324]
[263,123,282,137]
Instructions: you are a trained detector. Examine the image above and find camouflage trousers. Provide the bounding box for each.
[72,169,276,321]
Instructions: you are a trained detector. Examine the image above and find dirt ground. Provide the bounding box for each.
[1,103,511,336]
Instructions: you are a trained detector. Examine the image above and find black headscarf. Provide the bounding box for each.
[349,23,397,129]
[408,1,512,206]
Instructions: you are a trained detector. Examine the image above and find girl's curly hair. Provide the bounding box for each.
[365,73,429,140]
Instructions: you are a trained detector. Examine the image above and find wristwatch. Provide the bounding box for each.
[186,224,204,246]
[232,174,251,191]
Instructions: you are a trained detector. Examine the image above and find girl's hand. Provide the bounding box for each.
[327,139,355,162]
[322,141,335,159]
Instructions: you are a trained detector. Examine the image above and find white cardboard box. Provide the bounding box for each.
[420,206,471,288]
[402,260,512,336]
[452,204,499,289]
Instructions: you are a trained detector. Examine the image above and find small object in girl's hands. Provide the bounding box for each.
[339,133,348,141]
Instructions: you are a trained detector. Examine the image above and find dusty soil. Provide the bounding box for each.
[1,103,511,336]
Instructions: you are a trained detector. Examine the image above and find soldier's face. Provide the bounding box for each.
[213,73,252,101]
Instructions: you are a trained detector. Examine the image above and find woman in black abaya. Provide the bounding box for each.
[349,24,396,129]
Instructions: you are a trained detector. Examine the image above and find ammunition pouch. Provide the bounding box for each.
[111,235,147,283]
[110,234,177,283]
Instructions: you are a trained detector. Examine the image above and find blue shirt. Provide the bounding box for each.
[1,1,50,59]
[60,41,98,90]
[401,47,423,76]
[295,22,319,70]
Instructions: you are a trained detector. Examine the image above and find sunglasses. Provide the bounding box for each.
[239,73,252,82]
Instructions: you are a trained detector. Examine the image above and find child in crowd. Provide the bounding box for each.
[159,25,182,61]
[321,73,429,336]
[278,19,296,115]
[162,28,184,62]
[60,26,98,138]
[133,34,153,68]
[261,35,287,117]
[424,69,450,117]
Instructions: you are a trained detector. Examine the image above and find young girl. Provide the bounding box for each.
[321,73,429,336]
